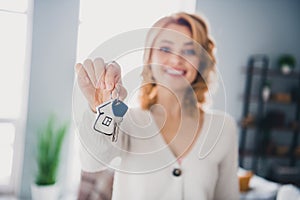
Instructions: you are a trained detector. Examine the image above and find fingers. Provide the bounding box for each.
[93,58,106,89]
[75,58,127,110]
[75,63,96,106]
[93,59,121,91]
[105,61,121,91]
[75,63,90,89]
[77,58,121,92]
[83,59,97,88]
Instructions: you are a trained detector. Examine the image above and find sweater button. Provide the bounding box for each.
[172,168,182,177]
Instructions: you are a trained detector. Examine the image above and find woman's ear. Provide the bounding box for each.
[149,85,157,99]
[143,64,156,83]
[149,65,156,82]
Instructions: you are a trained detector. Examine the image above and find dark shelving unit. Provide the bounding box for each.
[239,55,300,184]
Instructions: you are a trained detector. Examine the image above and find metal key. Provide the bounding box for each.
[111,98,128,142]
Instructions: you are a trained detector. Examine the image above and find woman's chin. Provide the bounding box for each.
[160,82,191,93]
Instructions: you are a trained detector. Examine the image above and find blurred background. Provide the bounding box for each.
[0,0,299,199]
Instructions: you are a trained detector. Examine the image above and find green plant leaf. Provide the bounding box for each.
[278,54,296,68]
[34,114,69,185]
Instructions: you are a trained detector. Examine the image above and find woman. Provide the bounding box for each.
[75,12,239,200]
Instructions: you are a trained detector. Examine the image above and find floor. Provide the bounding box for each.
[0,196,17,200]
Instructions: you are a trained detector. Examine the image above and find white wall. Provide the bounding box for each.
[19,0,80,198]
[196,0,300,120]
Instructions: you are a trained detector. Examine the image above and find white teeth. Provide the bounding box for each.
[166,68,184,75]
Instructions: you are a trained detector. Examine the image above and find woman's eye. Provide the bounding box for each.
[182,49,196,56]
[159,47,171,53]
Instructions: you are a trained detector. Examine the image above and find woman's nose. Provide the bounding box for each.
[168,52,182,66]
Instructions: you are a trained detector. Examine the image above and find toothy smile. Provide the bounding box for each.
[165,68,186,76]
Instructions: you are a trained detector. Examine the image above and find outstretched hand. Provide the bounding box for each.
[75,58,127,112]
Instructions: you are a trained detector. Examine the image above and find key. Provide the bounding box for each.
[93,86,128,142]
[112,98,128,118]
[111,99,128,142]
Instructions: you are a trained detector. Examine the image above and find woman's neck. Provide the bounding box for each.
[154,86,187,117]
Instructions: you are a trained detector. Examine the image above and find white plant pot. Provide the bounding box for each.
[31,183,59,200]
[281,64,292,75]
[262,86,271,102]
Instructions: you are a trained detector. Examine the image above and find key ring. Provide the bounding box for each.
[110,84,120,101]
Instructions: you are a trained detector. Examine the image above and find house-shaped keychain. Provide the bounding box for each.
[93,100,115,136]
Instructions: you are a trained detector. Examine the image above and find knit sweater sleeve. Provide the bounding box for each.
[78,108,125,172]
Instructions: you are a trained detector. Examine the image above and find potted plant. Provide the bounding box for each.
[31,115,68,200]
[278,54,296,75]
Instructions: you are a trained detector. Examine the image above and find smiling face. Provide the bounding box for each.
[150,24,200,92]
[140,13,216,110]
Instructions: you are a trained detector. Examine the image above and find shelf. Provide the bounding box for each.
[239,149,287,159]
[240,94,298,105]
[240,57,300,172]
[239,122,299,132]
[244,67,300,79]
[266,100,296,106]
[239,149,300,160]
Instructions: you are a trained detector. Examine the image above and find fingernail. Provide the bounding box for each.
[107,83,113,90]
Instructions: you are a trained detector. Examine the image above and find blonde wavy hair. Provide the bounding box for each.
[139,12,216,110]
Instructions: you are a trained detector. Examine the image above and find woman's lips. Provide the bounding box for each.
[165,68,187,76]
